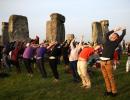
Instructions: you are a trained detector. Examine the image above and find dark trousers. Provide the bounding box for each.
[49,59,59,79]
[36,59,47,78]
[23,58,33,74]
[70,60,79,81]
[3,54,11,71]
[10,60,21,73]
[63,55,69,65]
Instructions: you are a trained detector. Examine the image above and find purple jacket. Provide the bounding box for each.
[36,47,46,59]
[23,47,34,59]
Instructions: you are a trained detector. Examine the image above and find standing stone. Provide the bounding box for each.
[46,13,65,43]
[46,21,52,41]
[2,22,9,45]
[8,15,29,42]
[0,35,2,46]
[100,20,109,43]
[92,22,103,45]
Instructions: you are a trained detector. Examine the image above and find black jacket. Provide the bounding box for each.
[48,44,59,58]
[102,30,126,60]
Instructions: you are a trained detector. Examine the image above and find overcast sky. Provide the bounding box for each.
[0,0,130,42]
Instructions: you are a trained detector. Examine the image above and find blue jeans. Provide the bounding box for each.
[36,58,47,78]
[70,60,79,81]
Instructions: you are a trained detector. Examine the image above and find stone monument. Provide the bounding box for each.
[8,15,29,42]
[46,13,65,43]
[0,35,2,46]
[100,20,109,43]
[2,22,9,45]
[92,22,103,45]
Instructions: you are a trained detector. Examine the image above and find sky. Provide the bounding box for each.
[0,0,130,42]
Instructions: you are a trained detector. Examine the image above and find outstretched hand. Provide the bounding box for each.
[114,27,122,32]
[123,29,126,34]
[114,26,126,32]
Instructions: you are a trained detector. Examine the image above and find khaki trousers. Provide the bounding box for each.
[126,56,130,72]
[101,60,117,93]
[77,60,91,87]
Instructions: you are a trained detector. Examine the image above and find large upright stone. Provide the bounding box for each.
[46,13,65,43]
[92,22,103,45]
[2,22,9,45]
[100,20,109,43]
[8,15,29,42]
[0,35,2,46]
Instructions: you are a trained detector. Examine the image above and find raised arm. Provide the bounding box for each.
[106,27,122,40]
[47,42,55,50]
[70,38,75,49]
[106,30,114,40]
[79,35,83,46]
[117,29,126,43]
[31,44,39,48]
[61,40,67,47]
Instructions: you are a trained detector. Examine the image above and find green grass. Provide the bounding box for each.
[0,55,130,100]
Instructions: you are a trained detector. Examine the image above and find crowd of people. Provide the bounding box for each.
[0,26,129,97]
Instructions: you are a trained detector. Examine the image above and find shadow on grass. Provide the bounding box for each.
[0,72,10,78]
[119,83,130,95]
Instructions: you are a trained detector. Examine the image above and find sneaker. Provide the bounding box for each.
[80,85,86,88]
[80,85,91,89]
[53,79,59,83]
[27,73,33,77]
[104,92,112,96]
[84,85,91,89]
[111,93,118,97]
[30,74,33,77]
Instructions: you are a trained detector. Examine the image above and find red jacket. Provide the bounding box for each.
[11,47,19,61]
[79,47,94,60]
[113,50,118,60]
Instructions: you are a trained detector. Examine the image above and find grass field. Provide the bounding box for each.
[0,55,130,100]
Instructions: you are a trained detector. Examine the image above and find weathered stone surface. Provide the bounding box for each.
[92,22,103,45]
[46,21,52,41]
[8,15,29,42]
[0,35,2,46]
[50,13,65,23]
[46,13,65,43]
[66,34,75,41]
[2,22,9,45]
[100,20,109,43]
